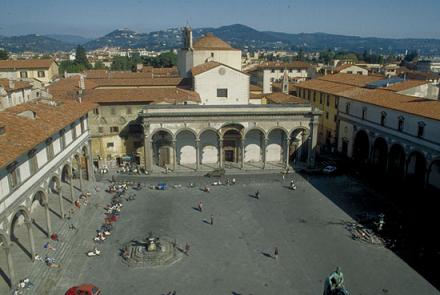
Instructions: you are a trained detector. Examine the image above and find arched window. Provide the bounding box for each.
[380,111,387,126]
[398,116,405,132]
[417,121,426,137]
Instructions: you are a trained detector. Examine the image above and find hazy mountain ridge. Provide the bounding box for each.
[1,24,440,54]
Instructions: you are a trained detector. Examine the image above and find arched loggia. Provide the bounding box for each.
[352,130,370,166]
[372,137,388,174]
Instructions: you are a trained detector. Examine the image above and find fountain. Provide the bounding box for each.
[121,232,182,268]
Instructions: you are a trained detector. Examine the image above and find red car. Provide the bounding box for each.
[65,284,101,295]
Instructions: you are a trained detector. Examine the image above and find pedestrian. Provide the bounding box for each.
[185,243,190,255]
[198,201,203,212]
[50,233,59,242]
[210,214,214,225]
[255,190,260,199]
[282,173,285,180]
[172,239,177,249]
[74,199,81,208]
[172,291,176,295]
[274,247,279,260]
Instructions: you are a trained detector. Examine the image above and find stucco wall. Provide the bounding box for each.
[194,66,249,105]
[193,50,241,71]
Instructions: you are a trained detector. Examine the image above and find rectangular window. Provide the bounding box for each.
[335,96,339,108]
[37,71,45,77]
[110,126,119,133]
[217,88,228,98]
[326,95,330,107]
[8,168,20,189]
[313,92,317,102]
[71,124,77,139]
[345,103,350,114]
[29,151,38,175]
[334,114,337,122]
[107,142,114,148]
[211,52,214,58]
[98,127,104,133]
[93,108,99,115]
[270,77,275,82]
[319,93,323,104]
[47,142,54,161]
[398,117,405,132]
[111,107,116,115]
[127,107,132,114]
[362,108,367,120]
[271,69,275,73]
[59,130,66,149]
[80,118,85,132]
[326,112,329,119]
[418,125,424,137]
[289,69,293,73]
[20,71,28,78]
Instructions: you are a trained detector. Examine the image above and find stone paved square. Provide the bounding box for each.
[49,173,439,295]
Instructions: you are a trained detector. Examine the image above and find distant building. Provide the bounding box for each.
[0,59,59,85]
[417,59,440,73]
[248,61,313,93]
[333,64,368,75]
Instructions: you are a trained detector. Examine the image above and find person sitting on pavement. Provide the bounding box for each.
[323,267,344,295]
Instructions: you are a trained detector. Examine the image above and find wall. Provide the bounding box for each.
[192,50,241,71]
[194,66,249,105]
[262,68,309,93]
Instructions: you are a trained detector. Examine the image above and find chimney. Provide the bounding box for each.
[8,80,15,90]
[282,70,289,94]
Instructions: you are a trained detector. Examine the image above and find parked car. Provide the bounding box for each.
[322,165,337,174]
[65,284,101,295]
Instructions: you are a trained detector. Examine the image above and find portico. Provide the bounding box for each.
[140,104,321,173]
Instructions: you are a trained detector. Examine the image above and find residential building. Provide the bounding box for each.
[336,87,440,190]
[0,97,95,287]
[0,59,59,85]
[249,61,313,93]
[417,59,440,73]
[333,64,368,75]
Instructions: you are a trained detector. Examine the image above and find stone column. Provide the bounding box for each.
[88,141,96,182]
[143,127,153,172]
[4,247,16,288]
[285,137,291,169]
[44,202,52,237]
[195,139,200,171]
[58,187,65,219]
[262,137,268,169]
[69,166,74,202]
[240,139,245,169]
[172,140,177,171]
[78,157,83,192]
[307,121,318,168]
[219,138,224,168]
[25,221,36,261]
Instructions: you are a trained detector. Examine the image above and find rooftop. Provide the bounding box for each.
[193,33,239,51]
[318,73,384,87]
[0,59,55,70]
[0,99,96,168]
[0,79,32,92]
[256,61,311,70]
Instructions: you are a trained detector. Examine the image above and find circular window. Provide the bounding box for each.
[219,67,226,75]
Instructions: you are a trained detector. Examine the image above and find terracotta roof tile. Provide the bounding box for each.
[0,79,32,92]
[295,79,358,95]
[339,88,440,121]
[0,59,55,70]
[318,73,383,87]
[193,33,239,51]
[382,80,429,92]
[260,92,307,104]
[191,61,222,76]
[0,99,96,168]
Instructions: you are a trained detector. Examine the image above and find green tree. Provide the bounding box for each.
[94,60,106,69]
[143,51,177,68]
[404,51,418,62]
[297,48,304,61]
[75,45,91,69]
[0,49,9,60]
[59,60,86,74]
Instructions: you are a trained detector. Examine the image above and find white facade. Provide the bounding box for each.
[337,96,440,189]
[251,68,310,93]
[0,87,33,110]
[338,65,368,75]
[194,65,250,105]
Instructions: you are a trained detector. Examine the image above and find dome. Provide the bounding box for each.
[192,33,237,50]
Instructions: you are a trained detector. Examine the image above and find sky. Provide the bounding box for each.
[1,0,440,39]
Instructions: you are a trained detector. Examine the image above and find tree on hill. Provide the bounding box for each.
[143,51,177,67]
[94,60,106,69]
[59,60,86,74]
[75,45,91,69]
[404,51,418,62]
[0,49,9,60]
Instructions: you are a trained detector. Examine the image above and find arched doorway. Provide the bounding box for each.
[244,129,265,166]
[290,128,309,163]
[48,176,64,221]
[152,130,174,168]
[176,130,197,167]
[372,137,388,174]
[122,121,143,166]
[199,129,219,168]
[0,232,13,289]
[221,124,244,167]
[30,191,50,238]
[407,151,427,187]
[427,159,440,190]
[81,146,90,181]
[267,128,287,165]
[353,130,370,165]
[388,144,406,181]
